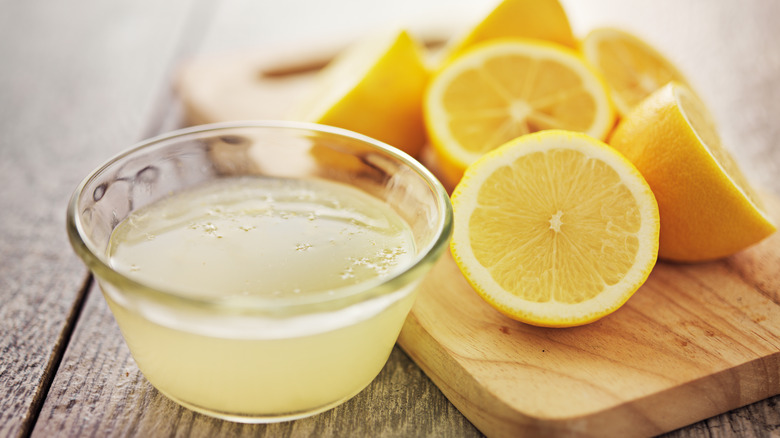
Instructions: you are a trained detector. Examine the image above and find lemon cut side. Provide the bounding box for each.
[582,27,690,118]
[425,39,615,189]
[451,130,659,327]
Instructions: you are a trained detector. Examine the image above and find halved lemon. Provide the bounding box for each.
[439,0,576,64]
[295,29,429,157]
[582,27,690,118]
[609,82,776,261]
[451,130,659,327]
[425,39,615,190]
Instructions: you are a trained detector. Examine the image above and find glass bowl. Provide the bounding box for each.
[66,121,452,423]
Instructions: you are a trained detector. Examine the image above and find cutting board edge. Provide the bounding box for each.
[398,313,780,438]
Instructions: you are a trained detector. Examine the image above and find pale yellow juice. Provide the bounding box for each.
[103,176,418,420]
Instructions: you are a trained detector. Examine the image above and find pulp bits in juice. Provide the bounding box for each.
[104,176,417,419]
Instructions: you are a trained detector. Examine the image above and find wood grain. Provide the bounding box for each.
[0,1,202,436]
[29,2,483,437]
[33,283,481,438]
[175,49,318,126]
[399,195,780,437]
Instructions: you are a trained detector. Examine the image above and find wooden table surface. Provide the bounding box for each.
[1,1,778,437]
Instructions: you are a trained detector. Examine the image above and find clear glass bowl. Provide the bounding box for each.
[66,121,452,423]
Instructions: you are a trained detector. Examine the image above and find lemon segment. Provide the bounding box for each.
[440,0,576,64]
[295,29,429,157]
[582,27,690,117]
[425,39,615,190]
[608,82,776,261]
[451,130,659,327]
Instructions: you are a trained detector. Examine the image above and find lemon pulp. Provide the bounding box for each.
[469,148,643,303]
[451,131,659,327]
[425,40,615,189]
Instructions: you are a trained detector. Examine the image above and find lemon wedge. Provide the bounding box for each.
[609,82,776,261]
[440,0,576,64]
[296,29,429,157]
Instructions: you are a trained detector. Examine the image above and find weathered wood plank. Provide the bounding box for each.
[32,1,491,436]
[0,1,205,437]
[22,0,780,437]
[33,283,482,437]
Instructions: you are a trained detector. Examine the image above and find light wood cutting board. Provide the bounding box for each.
[175,48,780,438]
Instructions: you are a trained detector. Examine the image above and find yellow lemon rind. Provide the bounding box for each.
[297,29,429,157]
[609,82,776,262]
[441,0,576,65]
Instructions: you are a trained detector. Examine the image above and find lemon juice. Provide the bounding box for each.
[103,176,418,420]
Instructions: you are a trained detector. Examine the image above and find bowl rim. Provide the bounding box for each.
[66,120,453,315]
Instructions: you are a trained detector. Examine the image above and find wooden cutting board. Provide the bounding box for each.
[175,49,780,438]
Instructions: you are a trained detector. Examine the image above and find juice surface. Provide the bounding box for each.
[108,176,416,298]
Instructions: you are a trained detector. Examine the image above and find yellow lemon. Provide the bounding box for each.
[425,39,615,190]
[440,0,576,64]
[608,82,776,262]
[450,130,659,327]
[295,29,428,157]
[582,27,690,118]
